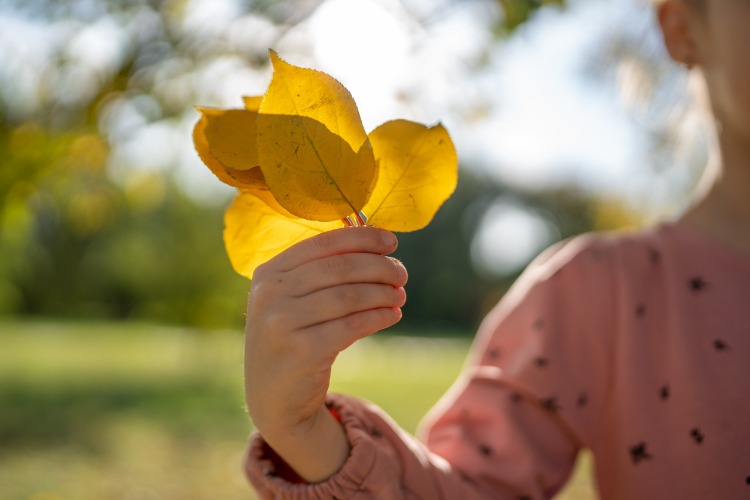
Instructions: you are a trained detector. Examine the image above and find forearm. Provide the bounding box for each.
[260,404,350,483]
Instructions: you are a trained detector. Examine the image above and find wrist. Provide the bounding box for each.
[261,404,351,483]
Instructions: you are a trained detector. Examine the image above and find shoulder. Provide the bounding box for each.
[484,225,662,332]
[537,225,652,265]
[525,224,661,284]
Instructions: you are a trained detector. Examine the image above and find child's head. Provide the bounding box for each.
[656,0,750,141]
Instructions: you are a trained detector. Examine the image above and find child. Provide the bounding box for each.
[242,0,750,497]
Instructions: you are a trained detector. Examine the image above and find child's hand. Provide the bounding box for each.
[244,226,407,481]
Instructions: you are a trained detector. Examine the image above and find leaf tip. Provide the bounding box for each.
[268,49,286,69]
[429,121,448,132]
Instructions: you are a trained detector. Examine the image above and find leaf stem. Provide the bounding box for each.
[341,211,367,227]
[341,217,354,227]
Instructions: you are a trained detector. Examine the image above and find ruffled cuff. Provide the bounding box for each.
[244,393,404,499]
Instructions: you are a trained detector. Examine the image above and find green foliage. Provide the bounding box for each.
[1,178,248,327]
[494,0,565,32]
[0,121,248,327]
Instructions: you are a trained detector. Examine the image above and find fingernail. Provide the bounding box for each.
[381,230,397,248]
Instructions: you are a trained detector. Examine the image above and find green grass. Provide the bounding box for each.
[0,319,595,499]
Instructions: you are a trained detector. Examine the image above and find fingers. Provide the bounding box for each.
[295,284,407,328]
[290,253,407,297]
[307,306,404,352]
[255,282,406,334]
[267,226,398,273]
[247,227,407,355]
[250,251,407,310]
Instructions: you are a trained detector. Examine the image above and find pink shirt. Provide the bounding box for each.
[245,222,750,499]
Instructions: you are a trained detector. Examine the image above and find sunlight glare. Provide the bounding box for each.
[307,0,413,130]
[471,198,559,276]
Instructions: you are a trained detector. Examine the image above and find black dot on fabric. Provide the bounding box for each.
[746,475,750,485]
[714,339,730,351]
[540,396,560,413]
[659,385,670,400]
[576,393,588,408]
[534,356,549,368]
[371,427,383,438]
[478,444,492,456]
[488,348,501,360]
[689,276,708,292]
[636,304,646,317]
[630,442,652,464]
[650,249,661,264]
[690,428,704,444]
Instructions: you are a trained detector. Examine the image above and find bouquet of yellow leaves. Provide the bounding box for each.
[193,51,458,279]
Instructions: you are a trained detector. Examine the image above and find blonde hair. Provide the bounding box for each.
[610,0,714,217]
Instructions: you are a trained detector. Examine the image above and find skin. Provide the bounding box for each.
[244,0,750,484]
[659,0,750,254]
[244,226,407,481]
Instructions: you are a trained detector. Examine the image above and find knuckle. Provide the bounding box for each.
[248,281,273,313]
[323,255,352,279]
[311,230,335,253]
[343,312,367,335]
[262,310,292,336]
[252,261,273,282]
[246,290,262,319]
[249,268,289,311]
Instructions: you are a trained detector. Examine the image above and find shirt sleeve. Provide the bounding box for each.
[244,234,615,499]
[245,393,501,499]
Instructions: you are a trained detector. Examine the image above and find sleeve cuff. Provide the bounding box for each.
[244,394,399,499]
[256,402,345,485]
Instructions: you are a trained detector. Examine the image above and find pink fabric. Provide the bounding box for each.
[244,222,750,499]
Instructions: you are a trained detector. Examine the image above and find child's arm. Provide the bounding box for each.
[243,226,407,482]
[243,230,610,499]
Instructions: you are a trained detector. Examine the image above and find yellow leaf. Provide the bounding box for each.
[243,186,297,218]
[255,52,378,222]
[256,113,377,221]
[364,120,457,231]
[224,191,340,279]
[242,96,263,111]
[261,51,368,151]
[193,52,460,282]
[193,107,266,189]
[197,107,258,171]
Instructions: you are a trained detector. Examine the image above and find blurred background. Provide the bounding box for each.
[0,0,709,497]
